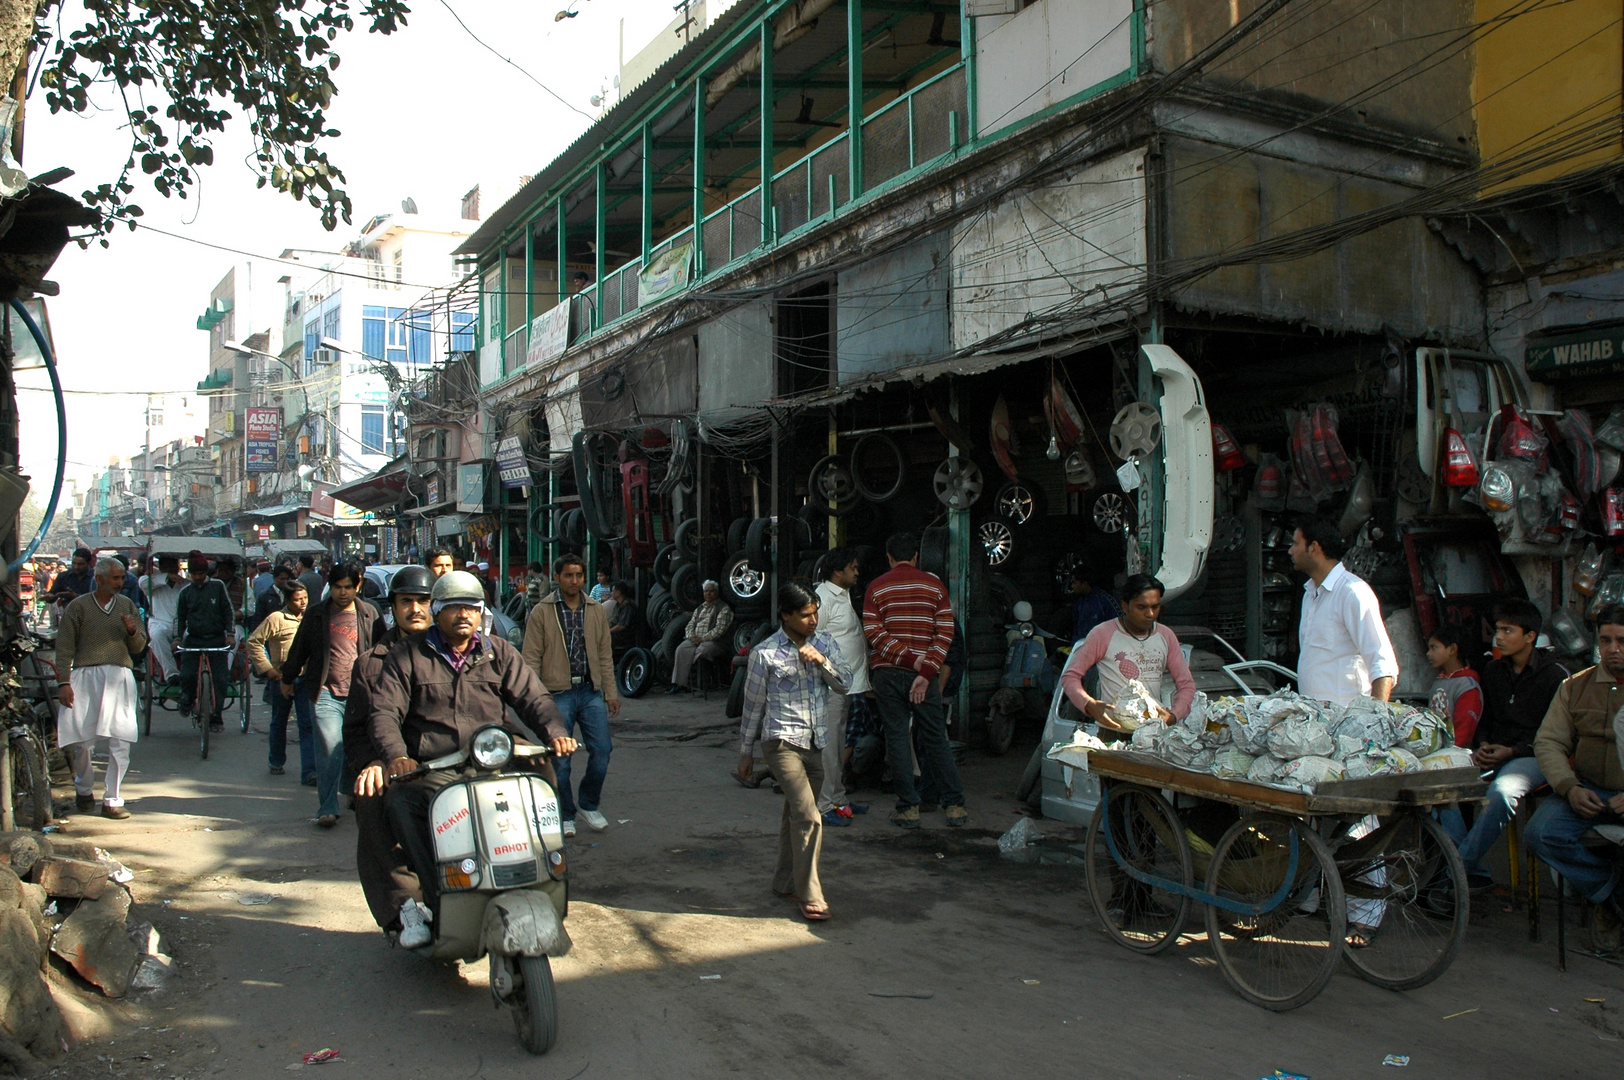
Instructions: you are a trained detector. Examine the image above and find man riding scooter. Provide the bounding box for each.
[369,571,578,942]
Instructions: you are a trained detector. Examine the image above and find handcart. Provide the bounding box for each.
[1084,748,1487,1011]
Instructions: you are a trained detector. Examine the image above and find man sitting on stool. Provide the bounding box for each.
[1526,604,1624,954]
[668,581,733,693]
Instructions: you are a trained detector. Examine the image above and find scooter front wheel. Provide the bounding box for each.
[512,954,558,1054]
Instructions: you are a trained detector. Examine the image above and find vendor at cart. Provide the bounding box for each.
[1288,518,1399,705]
[1059,573,1196,727]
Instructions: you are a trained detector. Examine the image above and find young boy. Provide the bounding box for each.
[1426,623,1482,748]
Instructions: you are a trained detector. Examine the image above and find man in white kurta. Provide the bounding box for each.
[139,554,184,681]
[56,558,148,819]
[814,550,871,821]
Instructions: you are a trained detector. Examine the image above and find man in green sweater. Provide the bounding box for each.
[55,557,148,818]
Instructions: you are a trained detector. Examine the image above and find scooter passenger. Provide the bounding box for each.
[346,565,436,939]
[370,571,578,941]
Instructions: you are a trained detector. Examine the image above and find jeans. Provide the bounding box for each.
[870,667,963,811]
[552,685,611,820]
[1523,784,1623,903]
[313,688,347,818]
[178,648,229,722]
[266,678,317,778]
[1449,756,1546,878]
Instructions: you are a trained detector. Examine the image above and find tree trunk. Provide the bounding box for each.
[0,2,43,102]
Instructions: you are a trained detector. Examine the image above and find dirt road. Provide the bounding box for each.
[43,692,1624,1079]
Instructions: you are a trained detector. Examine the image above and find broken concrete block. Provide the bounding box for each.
[35,857,108,900]
[129,953,173,992]
[126,920,161,957]
[0,906,69,1064]
[16,882,45,917]
[45,839,98,862]
[0,833,48,876]
[0,864,19,908]
[49,888,137,998]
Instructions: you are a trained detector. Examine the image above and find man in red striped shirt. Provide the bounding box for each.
[862,531,966,829]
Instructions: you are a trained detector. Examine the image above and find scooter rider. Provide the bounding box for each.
[346,565,436,938]
[370,571,578,943]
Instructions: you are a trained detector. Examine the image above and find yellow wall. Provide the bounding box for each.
[1475,0,1622,194]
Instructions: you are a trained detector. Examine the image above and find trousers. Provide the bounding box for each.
[817,691,851,813]
[354,793,421,928]
[68,738,131,806]
[763,739,825,907]
[870,667,964,811]
[672,639,727,688]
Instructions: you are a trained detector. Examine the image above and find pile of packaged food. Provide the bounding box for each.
[1117,684,1472,793]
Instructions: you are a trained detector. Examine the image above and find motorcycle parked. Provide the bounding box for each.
[400,725,572,1054]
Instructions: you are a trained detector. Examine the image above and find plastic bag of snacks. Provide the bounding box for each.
[1246,754,1291,784]
[1332,696,1403,749]
[1419,746,1474,771]
[1110,680,1163,731]
[1130,721,1165,753]
[1267,716,1336,759]
[1344,745,1424,779]
[1210,748,1257,779]
[1218,697,1276,755]
[1395,705,1450,758]
[1279,755,1345,791]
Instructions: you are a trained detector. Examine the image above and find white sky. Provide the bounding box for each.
[17,0,708,496]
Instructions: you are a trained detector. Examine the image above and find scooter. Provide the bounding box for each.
[986,601,1061,756]
[401,725,572,1055]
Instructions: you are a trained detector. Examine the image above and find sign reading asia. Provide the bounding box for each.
[1525,325,1624,379]
[495,435,533,489]
[244,406,282,473]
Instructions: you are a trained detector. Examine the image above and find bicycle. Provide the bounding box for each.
[0,621,58,829]
[174,645,233,760]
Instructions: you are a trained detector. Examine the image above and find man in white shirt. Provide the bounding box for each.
[139,555,185,683]
[814,549,870,825]
[1289,519,1398,706]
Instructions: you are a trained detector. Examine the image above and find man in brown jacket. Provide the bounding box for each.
[374,571,577,932]
[1527,604,1624,951]
[522,553,619,837]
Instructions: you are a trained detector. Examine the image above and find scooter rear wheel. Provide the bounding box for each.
[512,954,558,1054]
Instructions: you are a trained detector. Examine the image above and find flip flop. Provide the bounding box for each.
[799,901,831,922]
[1346,924,1378,949]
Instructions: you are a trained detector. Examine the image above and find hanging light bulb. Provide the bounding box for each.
[1046,433,1061,461]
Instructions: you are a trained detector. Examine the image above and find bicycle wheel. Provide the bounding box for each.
[1084,783,1193,954]
[10,734,51,830]
[1205,813,1346,1011]
[141,653,154,736]
[239,653,252,734]
[1338,812,1468,991]
[197,663,214,760]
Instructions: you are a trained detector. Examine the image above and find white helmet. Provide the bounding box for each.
[1012,601,1033,622]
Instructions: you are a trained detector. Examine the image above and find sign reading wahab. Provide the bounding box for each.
[1525,325,1624,379]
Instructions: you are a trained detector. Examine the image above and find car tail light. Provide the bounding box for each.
[1557,491,1581,532]
[1256,461,1282,500]
[1211,424,1246,472]
[1441,429,1479,487]
[1604,489,1624,536]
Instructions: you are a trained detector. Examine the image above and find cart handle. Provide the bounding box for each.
[1097,780,1303,918]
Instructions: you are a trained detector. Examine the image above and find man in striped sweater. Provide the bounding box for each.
[862,531,966,829]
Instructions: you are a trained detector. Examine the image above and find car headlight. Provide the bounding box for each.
[1480,467,1514,512]
[505,624,524,647]
[470,725,514,770]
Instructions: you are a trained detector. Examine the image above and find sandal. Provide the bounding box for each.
[799,901,831,922]
[1346,923,1378,949]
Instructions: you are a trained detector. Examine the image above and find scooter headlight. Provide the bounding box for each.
[471,726,514,769]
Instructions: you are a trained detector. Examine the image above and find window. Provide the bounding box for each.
[303,319,320,374]
[409,309,433,364]
[322,303,340,344]
[451,312,476,352]
[387,306,408,366]
[362,305,385,361]
[360,406,385,455]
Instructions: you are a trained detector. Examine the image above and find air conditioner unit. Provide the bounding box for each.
[313,348,338,365]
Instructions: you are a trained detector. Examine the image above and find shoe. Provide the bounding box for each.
[891,806,920,829]
[75,793,94,812]
[166,673,182,687]
[562,819,577,838]
[101,803,131,820]
[579,809,608,831]
[665,684,682,694]
[316,814,339,828]
[1465,872,1496,893]
[918,802,940,813]
[397,899,432,949]
[945,805,968,828]
[821,810,852,827]
[302,775,318,787]
[847,803,870,815]
[1593,899,1624,954]
[268,765,285,776]
[208,721,224,732]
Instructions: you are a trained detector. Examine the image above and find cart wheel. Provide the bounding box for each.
[1204,813,1346,1011]
[1084,783,1193,955]
[1337,811,1468,991]
[141,653,154,737]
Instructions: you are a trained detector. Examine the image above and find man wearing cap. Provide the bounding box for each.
[522,553,619,837]
[372,570,578,930]
[668,580,733,693]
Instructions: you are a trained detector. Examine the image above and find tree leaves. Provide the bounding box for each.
[31,0,413,237]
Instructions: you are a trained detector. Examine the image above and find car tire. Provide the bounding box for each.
[673,518,701,562]
[726,516,750,555]
[725,664,747,719]
[653,543,677,588]
[670,561,703,610]
[616,648,653,698]
[721,551,769,614]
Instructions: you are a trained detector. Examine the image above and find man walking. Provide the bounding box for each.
[174,553,235,731]
[280,561,385,827]
[296,553,324,600]
[863,531,965,829]
[246,580,316,779]
[55,557,148,818]
[814,548,869,826]
[1449,598,1568,889]
[668,581,733,692]
[523,554,619,837]
[139,555,184,683]
[45,548,95,608]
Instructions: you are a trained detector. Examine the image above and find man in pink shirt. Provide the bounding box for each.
[1060,574,1196,726]
[862,532,963,830]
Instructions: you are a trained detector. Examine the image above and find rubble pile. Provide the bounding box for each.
[0,832,170,1072]
[1120,685,1471,794]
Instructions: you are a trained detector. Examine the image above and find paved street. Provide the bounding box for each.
[44,692,1624,1080]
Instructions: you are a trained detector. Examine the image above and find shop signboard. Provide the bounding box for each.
[426,474,441,505]
[639,242,692,304]
[256,524,271,540]
[1525,326,1624,379]
[457,464,485,513]
[495,435,532,488]
[526,302,571,368]
[245,406,281,472]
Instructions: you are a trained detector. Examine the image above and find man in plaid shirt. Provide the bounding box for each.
[863,531,965,829]
[738,582,849,921]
